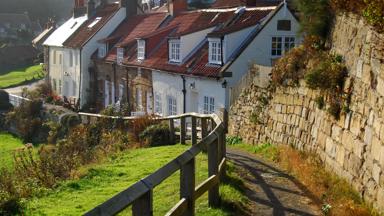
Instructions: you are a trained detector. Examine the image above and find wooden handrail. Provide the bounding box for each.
[83,111,227,216]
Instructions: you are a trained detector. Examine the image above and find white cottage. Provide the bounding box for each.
[44,0,131,107]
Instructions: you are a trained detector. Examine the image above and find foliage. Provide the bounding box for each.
[271,46,307,86]
[294,0,333,39]
[226,136,243,145]
[0,90,13,111]
[129,115,158,141]
[315,96,325,109]
[139,124,173,147]
[0,65,44,89]
[331,0,384,33]
[6,100,43,143]
[0,133,24,169]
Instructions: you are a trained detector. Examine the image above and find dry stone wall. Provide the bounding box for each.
[229,13,384,211]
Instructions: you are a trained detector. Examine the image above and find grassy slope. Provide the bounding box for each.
[0,132,24,169]
[0,65,44,88]
[26,144,246,216]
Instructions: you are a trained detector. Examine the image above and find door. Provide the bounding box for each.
[190,91,199,113]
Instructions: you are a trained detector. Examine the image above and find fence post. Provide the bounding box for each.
[201,118,208,139]
[180,158,195,216]
[180,117,186,145]
[208,136,219,207]
[132,190,153,216]
[191,116,197,145]
[169,119,175,144]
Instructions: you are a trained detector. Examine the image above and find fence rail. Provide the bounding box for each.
[8,94,30,107]
[79,110,227,216]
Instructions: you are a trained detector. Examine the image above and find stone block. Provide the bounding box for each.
[350,114,362,137]
[364,126,373,145]
[332,125,343,142]
[356,59,363,78]
[379,145,384,167]
[344,112,352,129]
[373,162,382,184]
[353,139,365,159]
[371,136,382,161]
[342,131,354,151]
[377,78,384,97]
[326,137,336,158]
[377,188,384,212]
[336,146,345,166]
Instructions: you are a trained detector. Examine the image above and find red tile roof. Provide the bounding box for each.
[212,0,282,8]
[209,8,273,36]
[63,3,120,48]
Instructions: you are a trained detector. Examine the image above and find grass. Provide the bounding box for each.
[0,65,44,89]
[25,144,247,215]
[229,142,379,216]
[0,132,25,169]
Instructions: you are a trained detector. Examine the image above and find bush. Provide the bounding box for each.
[139,124,173,147]
[226,136,243,145]
[315,96,325,109]
[130,115,158,141]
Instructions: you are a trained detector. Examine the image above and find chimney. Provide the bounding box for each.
[168,0,188,16]
[73,0,86,18]
[87,0,96,17]
[245,0,257,7]
[120,0,137,17]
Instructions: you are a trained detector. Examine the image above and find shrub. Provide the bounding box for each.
[226,136,243,145]
[139,124,173,147]
[315,96,325,109]
[129,115,158,141]
[271,46,307,86]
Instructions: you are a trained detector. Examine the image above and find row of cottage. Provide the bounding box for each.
[43,0,302,116]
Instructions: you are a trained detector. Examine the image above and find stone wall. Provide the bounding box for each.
[229,13,384,211]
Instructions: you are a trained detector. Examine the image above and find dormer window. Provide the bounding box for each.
[117,48,124,65]
[208,38,222,65]
[169,39,181,63]
[137,39,145,60]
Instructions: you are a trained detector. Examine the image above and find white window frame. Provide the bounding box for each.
[169,39,181,63]
[117,48,124,65]
[203,96,215,114]
[154,92,162,115]
[98,44,106,58]
[208,38,222,65]
[137,39,145,60]
[167,96,177,116]
[271,36,295,57]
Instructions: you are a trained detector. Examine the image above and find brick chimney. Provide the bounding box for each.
[120,0,137,17]
[73,0,86,18]
[87,0,96,17]
[245,0,257,7]
[168,0,188,16]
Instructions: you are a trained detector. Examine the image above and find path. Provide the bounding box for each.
[3,80,44,95]
[227,148,321,216]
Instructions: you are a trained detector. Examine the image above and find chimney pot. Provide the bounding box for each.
[168,0,188,16]
[87,0,96,17]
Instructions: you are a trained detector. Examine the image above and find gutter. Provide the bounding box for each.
[181,75,186,114]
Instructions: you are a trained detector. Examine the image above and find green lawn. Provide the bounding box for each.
[0,65,44,88]
[0,132,24,169]
[26,144,246,215]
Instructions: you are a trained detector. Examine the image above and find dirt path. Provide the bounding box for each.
[227,148,321,216]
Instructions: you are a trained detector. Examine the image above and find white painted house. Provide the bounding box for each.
[123,1,301,116]
[44,0,128,107]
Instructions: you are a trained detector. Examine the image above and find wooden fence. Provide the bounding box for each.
[79,111,227,216]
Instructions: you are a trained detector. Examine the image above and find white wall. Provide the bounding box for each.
[152,70,225,116]
[80,7,126,107]
[48,47,80,98]
[180,27,215,62]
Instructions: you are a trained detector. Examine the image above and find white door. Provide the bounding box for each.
[190,91,198,113]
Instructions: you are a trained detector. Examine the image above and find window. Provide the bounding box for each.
[53,50,57,64]
[117,48,124,65]
[137,40,145,60]
[277,20,291,31]
[98,44,106,58]
[154,93,162,114]
[168,96,177,116]
[58,79,62,94]
[69,51,73,67]
[169,39,181,63]
[52,79,57,92]
[208,38,222,65]
[271,36,295,57]
[203,96,215,114]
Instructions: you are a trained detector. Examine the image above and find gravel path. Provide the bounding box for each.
[227,148,321,216]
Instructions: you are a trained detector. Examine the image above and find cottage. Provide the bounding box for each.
[43,0,133,107]
[93,0,301,116]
